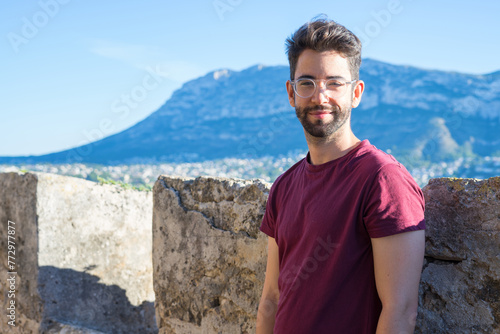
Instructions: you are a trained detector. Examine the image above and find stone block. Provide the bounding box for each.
[0,172,156,333]
[0,172,41,333]
[418,177,500,333]
[153,176,270,333]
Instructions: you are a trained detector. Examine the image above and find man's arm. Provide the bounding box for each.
[371,230,425,334]
[256,236,280,334]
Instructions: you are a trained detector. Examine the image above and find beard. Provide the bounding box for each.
[295,103,352,139]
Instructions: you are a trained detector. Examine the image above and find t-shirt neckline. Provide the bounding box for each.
[304,139,370,173]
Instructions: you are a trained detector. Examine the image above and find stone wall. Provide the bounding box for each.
[1,171,499,333]
[0,172,156,333]
[153,175,500,333]
[0,172,41,333]
[417,177,500,333]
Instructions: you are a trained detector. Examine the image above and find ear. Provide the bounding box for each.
[351,80,365,108]
[286,80,296,108]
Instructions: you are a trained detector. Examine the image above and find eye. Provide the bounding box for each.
[326,80,343,89]
[297,79,314,87]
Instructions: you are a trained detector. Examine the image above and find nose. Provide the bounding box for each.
[311,81,330,104]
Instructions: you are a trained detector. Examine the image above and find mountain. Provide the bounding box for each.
[1,60,499,165]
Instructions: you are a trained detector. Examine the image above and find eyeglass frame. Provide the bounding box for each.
[289,78,358,99]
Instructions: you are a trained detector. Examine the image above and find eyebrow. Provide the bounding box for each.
[296,74,348,81]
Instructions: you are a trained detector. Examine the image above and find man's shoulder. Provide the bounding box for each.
[353,142,405,173]
[353,143,420,193]
[269,157,306,193]
[344,142,418,189]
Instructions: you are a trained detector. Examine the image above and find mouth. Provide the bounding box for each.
[308,109,333,119]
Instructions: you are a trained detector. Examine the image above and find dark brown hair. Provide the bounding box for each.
[285,16,362,80]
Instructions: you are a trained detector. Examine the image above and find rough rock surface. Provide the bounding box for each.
[153,175,270,334]
[0,172,42,333]
[417,177,500,333]
[0,172,156,333]
[3,171,499,333]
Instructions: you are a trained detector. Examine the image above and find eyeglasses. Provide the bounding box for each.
[290,78,357,99]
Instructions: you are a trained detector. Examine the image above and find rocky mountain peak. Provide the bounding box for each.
[0,59,498,164]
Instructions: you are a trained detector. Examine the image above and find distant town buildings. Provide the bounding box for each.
[1,154,499,189]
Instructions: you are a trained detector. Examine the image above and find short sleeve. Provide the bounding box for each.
[260,183,278,239]
[363,163,425,238]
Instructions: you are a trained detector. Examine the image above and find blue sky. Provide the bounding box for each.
[1,0,499,157]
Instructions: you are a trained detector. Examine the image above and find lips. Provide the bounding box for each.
[309,112,331,119]
[309,110,331,115]
[307,108,334,119]
[304,105,335,113]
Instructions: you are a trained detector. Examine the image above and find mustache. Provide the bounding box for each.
[302,105,339,113]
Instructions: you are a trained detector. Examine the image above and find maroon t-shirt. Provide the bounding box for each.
[260,140,425,334]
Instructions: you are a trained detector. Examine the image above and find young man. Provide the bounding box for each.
[256,18,426,334]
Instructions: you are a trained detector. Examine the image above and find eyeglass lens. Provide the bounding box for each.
[294,79,348,98]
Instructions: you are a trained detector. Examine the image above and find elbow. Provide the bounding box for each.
[258,292,279,317]
[381,298,419,326]
[256,296,279,334]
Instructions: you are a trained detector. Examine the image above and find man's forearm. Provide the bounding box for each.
[375,306,417,334]
[256,298,278,334]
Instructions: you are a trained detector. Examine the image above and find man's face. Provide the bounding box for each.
[286,49,363,139]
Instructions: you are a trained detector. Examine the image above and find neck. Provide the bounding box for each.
[305,127,361,165]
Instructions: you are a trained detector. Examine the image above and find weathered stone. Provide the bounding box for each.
[417,177,500,333]
[43,321,108,334]
[3,170,500,333]
[0,172,156,333]
[0,172,41,334]
[153,175,270,333]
